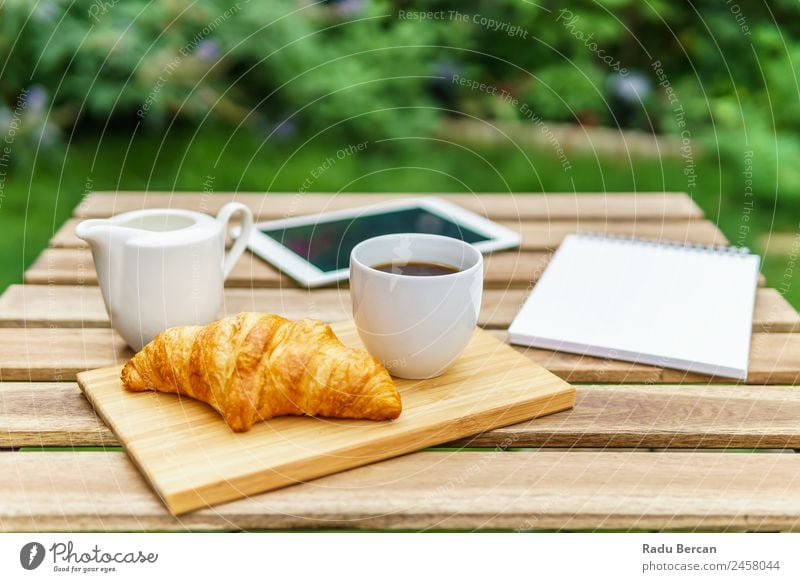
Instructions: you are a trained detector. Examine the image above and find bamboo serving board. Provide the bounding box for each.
[77,321,575,515]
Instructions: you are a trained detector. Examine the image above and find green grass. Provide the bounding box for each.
[1,126,797,308]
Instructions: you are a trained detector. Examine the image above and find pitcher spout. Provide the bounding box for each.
[74,218,143,249]
[74,218,141,308]
[74,218,111,246]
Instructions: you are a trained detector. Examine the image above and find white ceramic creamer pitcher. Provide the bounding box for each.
[74,203,254,350]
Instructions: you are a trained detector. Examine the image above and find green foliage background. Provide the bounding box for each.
[0,0,798,304]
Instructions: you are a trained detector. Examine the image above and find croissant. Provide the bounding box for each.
[120,313,402,431]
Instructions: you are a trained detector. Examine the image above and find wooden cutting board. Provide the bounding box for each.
[77,322,575,515]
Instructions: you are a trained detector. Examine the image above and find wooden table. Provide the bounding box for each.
[2,191,800,532]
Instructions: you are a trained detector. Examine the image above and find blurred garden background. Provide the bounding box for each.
[1,0,798,306]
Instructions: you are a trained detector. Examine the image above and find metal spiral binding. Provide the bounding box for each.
[574,232,751,256]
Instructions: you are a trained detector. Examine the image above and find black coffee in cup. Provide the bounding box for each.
[372,261,460,277]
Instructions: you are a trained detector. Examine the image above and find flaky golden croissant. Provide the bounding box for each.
[120,313,402,431]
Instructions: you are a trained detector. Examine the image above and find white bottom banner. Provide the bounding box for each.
[0,533,797,581]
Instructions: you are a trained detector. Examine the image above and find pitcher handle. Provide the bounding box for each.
[216,202,254,279]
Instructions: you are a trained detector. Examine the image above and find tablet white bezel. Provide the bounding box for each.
[246,196,521,287]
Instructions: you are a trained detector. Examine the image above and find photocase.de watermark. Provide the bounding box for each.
[556,9,628,75]
[652,60,697,191]
[88,0,120,22]
[735,150,755,246]
[0,88,29,210]
[282,141,369,219]
[726,0,752,36]
[451,74,573,172]
[778,227,800,298]
[298,141,369,194]
[137,2,247,119]
[398,9,528,39]
[19,540,158,574]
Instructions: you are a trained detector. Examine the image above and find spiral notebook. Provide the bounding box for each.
[509,234,761,380]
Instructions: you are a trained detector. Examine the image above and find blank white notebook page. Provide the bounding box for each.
[508,234,761,379]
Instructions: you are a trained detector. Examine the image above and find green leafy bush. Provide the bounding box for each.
[1,0,443,143]
[1,0,799,201]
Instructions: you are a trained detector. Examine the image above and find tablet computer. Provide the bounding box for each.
[246,197,520,287]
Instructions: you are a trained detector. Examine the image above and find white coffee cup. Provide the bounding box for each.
[350,233,483,379]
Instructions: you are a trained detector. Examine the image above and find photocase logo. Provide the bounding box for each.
[20,542,46,570]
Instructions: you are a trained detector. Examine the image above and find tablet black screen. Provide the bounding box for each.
[260,206,489,273]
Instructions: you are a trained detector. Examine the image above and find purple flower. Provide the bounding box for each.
[35,1,58,22]
[25,85,48,114]
[607,71,652,104]
[432,60,461,80]
[195,40,220,62]
[273,119,297,140]
[332,0,364,17]
[0,107,11,130]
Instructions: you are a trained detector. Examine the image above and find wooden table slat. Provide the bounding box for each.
[0,382,112,446]
[53,216,728,250]
[1,285,796,333]
[73,192,705,221]
[2,451,800,531]
[5,382,800,449]
[0,327,796,384]
[25,248,292,288]
[22,247,768,289]
[467,383,800,449]
[509,331,800,385]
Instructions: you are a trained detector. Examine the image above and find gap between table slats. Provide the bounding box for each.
[4,381,800,449]
[0,327,797,384]
[23,248,550,288]
[2,285,796,332]
[1,451,799,531]
[21,247,769,289]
